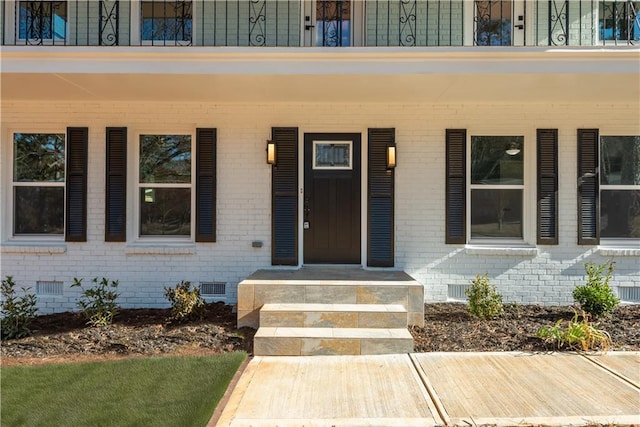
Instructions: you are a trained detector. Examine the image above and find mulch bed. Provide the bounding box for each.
[2,302,638,366]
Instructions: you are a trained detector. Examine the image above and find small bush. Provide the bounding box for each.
[465,273,504,320]
[573,260,619,318]
[164,281,206,322]
[536,312,612,352]
[71,277,120,327]
[1,276,38,339]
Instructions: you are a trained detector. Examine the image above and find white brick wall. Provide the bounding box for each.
[1,101,639,313]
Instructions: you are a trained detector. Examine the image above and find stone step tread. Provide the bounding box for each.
[255,327,412,339]
[260,303,407,313]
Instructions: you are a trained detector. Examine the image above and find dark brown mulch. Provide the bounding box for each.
[2,302,639,366]
[411,303,640,353]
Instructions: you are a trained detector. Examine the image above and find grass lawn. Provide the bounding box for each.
[1,352,246,427]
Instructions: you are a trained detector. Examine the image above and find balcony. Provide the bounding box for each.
[1,0,639,48]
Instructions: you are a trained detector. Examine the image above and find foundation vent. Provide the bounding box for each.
[200,282,226,296]
[36,280,64,296]
[447,284,469,301]
[618,287,640,303]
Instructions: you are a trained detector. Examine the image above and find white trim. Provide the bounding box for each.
[132,131,195,243]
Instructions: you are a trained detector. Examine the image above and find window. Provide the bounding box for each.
[12,133,65,235]
[470,136,524,240]
[474,0,512,46]
[315,1,351,47]
[141,0,192,45]
[313,141,352,169]
[10,128,87,242]
[138,134,192,238]
[600,136,640,239]
[599,1,640,43]
[18,1,67,43]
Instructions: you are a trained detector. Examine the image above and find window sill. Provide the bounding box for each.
[1,242,67,254]
[597,247,640,257]
[465,245,538,256]
[125,243,196,256]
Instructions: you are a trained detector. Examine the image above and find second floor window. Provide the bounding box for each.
[141,0,192,45]
[599,1,640,43]
[18,1,67,43]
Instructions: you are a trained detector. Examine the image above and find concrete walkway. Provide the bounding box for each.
[213,352,640,427]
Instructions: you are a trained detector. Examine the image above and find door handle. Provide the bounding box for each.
[305,24,315,30]
[304,198,311,219]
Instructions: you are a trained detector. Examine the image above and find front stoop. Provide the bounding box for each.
[237,269,424,356]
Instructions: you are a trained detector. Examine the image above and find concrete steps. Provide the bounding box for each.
[238,269,424,356]
[253,327,414,356]
[259,303,408,328]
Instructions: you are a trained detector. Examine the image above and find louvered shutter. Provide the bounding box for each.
[196,128,217,242]
[271,127,298,265]
[537,129,559,245]
[446,129,467,244]
[368,128,395,267]
[105,127,127,242]
[65,127,88,242]
[577,129,599,245]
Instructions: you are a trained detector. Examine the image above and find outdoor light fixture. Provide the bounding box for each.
[506,142,521,156]
[387,145,397,169]
[266,141,276,165]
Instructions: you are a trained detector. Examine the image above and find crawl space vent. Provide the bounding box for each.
[447,284,469,301]
[618,287,640,303]
[200,282,226,296]
[36,281,64,296]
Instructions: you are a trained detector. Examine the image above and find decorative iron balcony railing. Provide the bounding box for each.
[1,0,638,47]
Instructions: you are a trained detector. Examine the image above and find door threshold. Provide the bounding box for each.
[302,264,363,269]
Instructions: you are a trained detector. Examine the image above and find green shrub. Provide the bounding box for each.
[465,273,504,320]
[164,281,205,322]
[71,277,120,327]
[536,312,611,352]
[1,276,38,339]
[573,260,619,318]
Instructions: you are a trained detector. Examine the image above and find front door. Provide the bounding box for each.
[303,1,353,46]
[474,1,526,46]
[304,133,361,264]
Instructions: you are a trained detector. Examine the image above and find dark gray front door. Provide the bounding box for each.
[304,133,361,264]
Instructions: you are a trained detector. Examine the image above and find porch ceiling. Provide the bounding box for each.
[2,47,639,103]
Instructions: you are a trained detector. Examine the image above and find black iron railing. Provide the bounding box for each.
[2,0,638,47]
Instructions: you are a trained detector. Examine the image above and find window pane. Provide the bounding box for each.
[601,136,640,185]
[471,136,523,185]
[14,133,65,182]
[599,1,640,42]
[141,1,192,42]
[601,190,640,238]
[139,135,191,183]
[14,186,64,234]
[314,142,351,168]
[471,189,523,238]
[19,1,67,40]
[475,0,512,46]
[140,187,191,236]
[316,1,351,47]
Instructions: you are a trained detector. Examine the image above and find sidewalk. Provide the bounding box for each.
[213,351,640,427]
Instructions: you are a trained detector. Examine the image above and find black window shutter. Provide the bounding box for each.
[446,129,467,244]
[65,127,88,242]
[577,129,599,245]
[537,129,559,245]
[271,127,298,265]
[105,127,127,242]
[196,128,217,242]
[368,128,395,267]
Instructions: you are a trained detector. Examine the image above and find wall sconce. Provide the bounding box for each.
[505,141,521,156]
[387,145,397,169]
[266,140,276,165]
